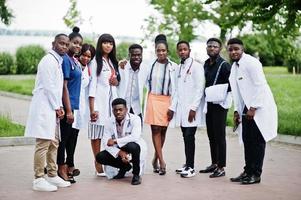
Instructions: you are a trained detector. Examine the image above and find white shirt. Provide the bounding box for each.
[125,68,141,114]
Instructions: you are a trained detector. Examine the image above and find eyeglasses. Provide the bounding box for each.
[207,45,220,49]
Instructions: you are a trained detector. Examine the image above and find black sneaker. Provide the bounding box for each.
[131,174,141,185]
[241,175,261,185]
[209,168,225,178]
[199,164,217,173]
[113,164,132,179]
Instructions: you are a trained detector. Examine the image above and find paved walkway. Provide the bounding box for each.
[0,95,301,200]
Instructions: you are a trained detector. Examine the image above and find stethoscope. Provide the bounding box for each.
[111,113,132,139]
[178,58,193,82]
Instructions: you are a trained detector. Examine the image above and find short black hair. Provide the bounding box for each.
[54,33,68,40]
[177,40,190,48]
[112,98,127,107]
[227,38,244,46]
[129,44,143,52]
[207,38,222,46]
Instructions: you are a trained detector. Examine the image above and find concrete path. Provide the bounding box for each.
[0,95,301,200]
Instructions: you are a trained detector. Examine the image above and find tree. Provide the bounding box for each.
[143,0,209,42]
[146,0,301,42]
[207,0,301,39]
[0,0,13,25]
[63,0,83,29]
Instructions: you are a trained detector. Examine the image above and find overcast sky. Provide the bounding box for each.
[4,0,221,38]
[4,0,159,38]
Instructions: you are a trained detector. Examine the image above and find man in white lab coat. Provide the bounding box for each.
[95,98,145,185]
[169,41,205,178]
[25,34,71,191]
[227,38,278,184]
[117,44,148,122]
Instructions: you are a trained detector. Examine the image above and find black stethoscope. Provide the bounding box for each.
[178,58,193,82]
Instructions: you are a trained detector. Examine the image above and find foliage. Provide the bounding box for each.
[16,45,46,74]
[205,0,301,41]
[146,0,301,43]
[0,52,14,74]
[144,0,208,42]
[167,39,179,63]
[0,115,24,137]
[63,0,83,29]
[239,33,294,66]
[116,42,131,61]
[0,0,13,25]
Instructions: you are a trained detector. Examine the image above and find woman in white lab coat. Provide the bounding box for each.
[144,34,177,175]
[72,44,96,130]
[88,33,120,175]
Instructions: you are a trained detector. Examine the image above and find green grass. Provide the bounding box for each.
[0,115,25,137]
[263,66,289,75]
[0,78,34,96]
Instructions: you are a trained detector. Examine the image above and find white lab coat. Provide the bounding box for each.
[170,58,206,127]
[117,62,148,114]
[24,50,63,140]
[73,65,91,130]
[229,53,278,143]
[144,59,177,127]
[102,113,147,178]
[89,58,118,125]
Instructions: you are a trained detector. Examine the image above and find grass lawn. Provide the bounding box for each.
[0,67,300,136]
[0,115,25,137]
[0,78,34,96]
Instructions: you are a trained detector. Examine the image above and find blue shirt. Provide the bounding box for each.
[62,54,82,110]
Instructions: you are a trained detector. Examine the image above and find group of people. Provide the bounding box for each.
[24,26,278,192]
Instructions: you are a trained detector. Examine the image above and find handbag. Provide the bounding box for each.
[205,61,228,103]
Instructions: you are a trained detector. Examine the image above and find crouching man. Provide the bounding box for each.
[95,98,145,185]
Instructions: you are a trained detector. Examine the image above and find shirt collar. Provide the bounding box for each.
[237,53,246,66]
[49,49,63,65]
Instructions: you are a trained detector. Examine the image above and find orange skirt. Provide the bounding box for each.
[144,93,171,126]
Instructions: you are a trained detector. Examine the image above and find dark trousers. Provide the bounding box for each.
[96,142,141,175]
[181,127,197,169]
[242,107,266,177]
[57,114,79,167]
[206,103,227,168]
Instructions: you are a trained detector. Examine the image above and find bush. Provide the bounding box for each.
[0,52,14,74]
[16,45,46,74]
[116,42,131,61]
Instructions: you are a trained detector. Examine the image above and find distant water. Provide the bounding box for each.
[0,35,53,54]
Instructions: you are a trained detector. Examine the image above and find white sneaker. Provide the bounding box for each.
[175,165,186,174]
[45,176,71,188]
[96,172,106,177]
[32,177,57,192]
[180,167,196,178]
